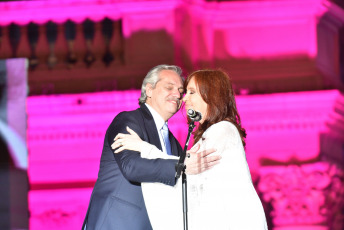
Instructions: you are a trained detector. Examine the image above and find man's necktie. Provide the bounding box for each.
[161,123,172,155]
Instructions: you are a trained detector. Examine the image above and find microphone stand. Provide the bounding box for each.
[175,121,196,230]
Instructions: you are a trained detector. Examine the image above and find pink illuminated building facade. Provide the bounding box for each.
[0,0,344,229]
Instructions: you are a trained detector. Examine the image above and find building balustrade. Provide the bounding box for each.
[1,0,343,95]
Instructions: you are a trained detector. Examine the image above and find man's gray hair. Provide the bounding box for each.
[138,64,183,105]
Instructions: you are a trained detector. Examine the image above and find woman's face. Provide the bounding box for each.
[183,77,208,124]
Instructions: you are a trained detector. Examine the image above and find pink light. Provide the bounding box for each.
[0,0,329,59]
[27,89,343,229]
[0,0,181,26]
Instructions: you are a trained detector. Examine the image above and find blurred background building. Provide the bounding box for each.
[0,0,344,229]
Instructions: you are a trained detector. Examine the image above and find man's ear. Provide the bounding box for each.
[146,83,153,97]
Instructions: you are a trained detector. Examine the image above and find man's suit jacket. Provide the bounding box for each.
[82,104,183,230]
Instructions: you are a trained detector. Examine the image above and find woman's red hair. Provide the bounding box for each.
[185,69,247,146]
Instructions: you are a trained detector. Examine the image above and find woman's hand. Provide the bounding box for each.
[111,126,143,153]
[184,144,220,175]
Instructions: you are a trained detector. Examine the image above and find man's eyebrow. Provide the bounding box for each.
[165,82,183,87]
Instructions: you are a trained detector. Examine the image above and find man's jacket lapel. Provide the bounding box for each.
[139,104,163,152]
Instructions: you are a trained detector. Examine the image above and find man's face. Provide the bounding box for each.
[146,70,184,121]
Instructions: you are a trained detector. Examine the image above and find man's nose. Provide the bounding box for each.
[172,88,182,98]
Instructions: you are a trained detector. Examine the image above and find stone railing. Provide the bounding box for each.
[1,0,342,95]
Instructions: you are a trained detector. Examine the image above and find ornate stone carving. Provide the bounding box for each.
[258,162,344,229]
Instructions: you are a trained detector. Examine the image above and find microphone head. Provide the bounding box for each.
[187,109,195,117]
[187,109,202,122]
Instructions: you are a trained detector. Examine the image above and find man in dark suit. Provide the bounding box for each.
[82,65,219,229]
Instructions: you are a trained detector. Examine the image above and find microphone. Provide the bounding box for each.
[187,109,202,122]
